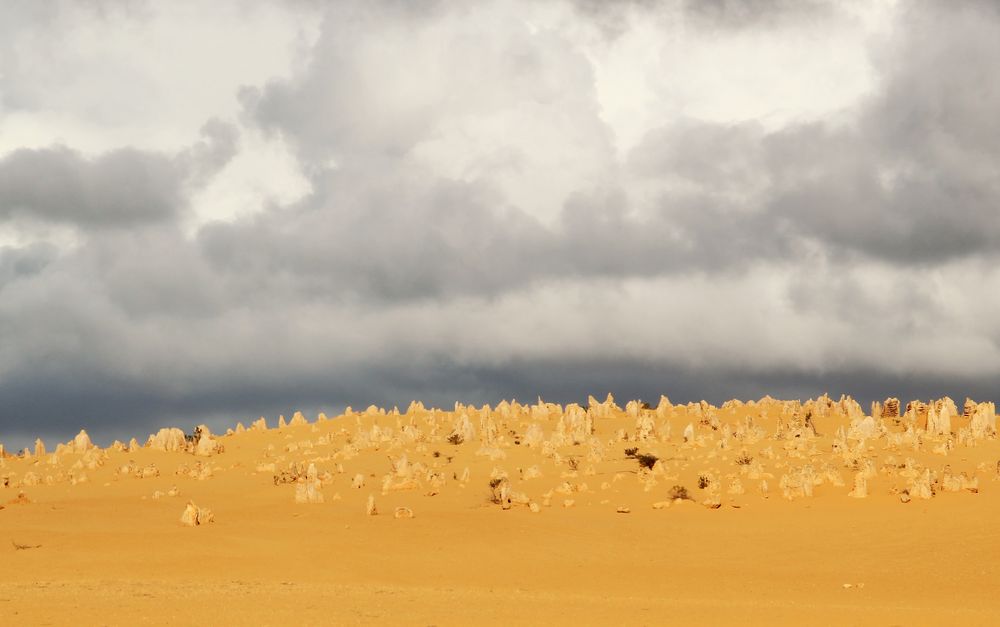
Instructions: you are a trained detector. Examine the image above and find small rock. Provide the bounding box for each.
[180,501,214,527]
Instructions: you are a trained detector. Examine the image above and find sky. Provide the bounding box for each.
[1,0,999,449]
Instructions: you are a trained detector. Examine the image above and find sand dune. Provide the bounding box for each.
[2,394,999,625]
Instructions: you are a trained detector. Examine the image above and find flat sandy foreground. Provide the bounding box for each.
[2,395,998,626]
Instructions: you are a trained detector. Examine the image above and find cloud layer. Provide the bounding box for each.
[1,0,999,450]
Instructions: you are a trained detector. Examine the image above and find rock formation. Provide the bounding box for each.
[180,501,214,526]
[295,463,325,504]
[147,428,187,452]
[882,398,900,419]
[72,430,94,453]
[193,425,223,456]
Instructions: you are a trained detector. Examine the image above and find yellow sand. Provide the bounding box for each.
[1,396,997,625]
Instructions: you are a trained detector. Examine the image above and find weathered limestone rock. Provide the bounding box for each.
[147,427,187,452]
[295,480,324,504]
[180,501,214,526]
[683,423,695,443]
[295,463,324,503]
[849,416,877,440]
[882,398,900,419]
[931,403,952,437]
[963,398,977,419]
[523,423,544,448]
[909,469,934,500]
[635,413,657,441]
[193,425,223,456]
[448,413,476,444]
[521,465,543,480]
[494,477,512,509]
[655,395,672,420]
[72,430,94,453]
[970,402,997,439]
[136,464,160,479]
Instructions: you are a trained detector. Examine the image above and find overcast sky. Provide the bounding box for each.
[2,0,999,449]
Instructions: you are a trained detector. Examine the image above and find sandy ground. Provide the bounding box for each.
[1,395,997,625]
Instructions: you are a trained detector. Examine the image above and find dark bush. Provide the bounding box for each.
[636,453,659,470]
[668,485,690,500]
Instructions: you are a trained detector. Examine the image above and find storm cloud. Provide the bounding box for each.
[1,0,999,450]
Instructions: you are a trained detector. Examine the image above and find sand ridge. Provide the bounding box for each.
[2,393,999,625]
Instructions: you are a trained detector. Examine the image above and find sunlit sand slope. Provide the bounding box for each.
[2,395,998,625]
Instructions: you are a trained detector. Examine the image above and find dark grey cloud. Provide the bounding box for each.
[180,118,241,188]
[0,242,57,290]
[90,229,226,319]
[0,120,237,228]
[225,0,1000,305]
[764,2,1000,265]
[199,171,551,302]
[0,146,183,226]
[195,160,799,304]
[5,353,997,452]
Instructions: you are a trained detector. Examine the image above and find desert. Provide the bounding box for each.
[4,2,1000,625]
[3,394,999,625]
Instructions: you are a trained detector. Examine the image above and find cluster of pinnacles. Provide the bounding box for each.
[2,394,997,525]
